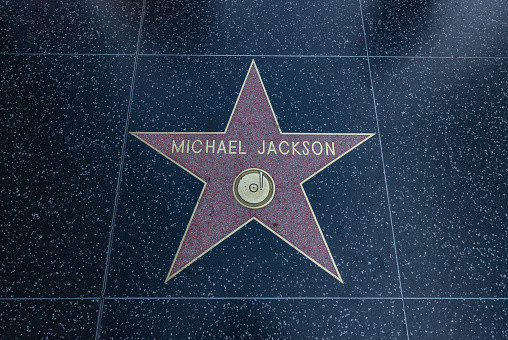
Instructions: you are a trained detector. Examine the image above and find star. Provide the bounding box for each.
[131,60,374,283]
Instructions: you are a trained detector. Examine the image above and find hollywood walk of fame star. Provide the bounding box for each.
[131,60,374,283]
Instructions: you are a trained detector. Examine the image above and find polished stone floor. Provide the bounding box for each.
[1,0,507,339]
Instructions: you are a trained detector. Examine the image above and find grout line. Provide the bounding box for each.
[103,297,508,301]
[104,297,401,301]
[2,52,508,59]
[0,297,100,301]
[358,1,410,339]
[94,1,146,339]
[369,55,508,59]
[404,297,508,300]
[137,54,508,59]
[0,52,135,56]
[138,54,365,58]
[1,296,506,301]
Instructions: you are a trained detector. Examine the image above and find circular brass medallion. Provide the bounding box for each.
[233,168,275,209]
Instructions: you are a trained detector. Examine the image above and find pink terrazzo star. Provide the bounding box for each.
[132,60,374,283]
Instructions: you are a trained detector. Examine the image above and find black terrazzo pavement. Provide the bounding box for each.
[1,0,507,339]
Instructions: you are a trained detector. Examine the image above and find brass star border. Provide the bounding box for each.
[131,60,374,283]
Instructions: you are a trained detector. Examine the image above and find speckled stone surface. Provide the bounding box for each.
[100,299,406,339]
[405,300,508,339]
[0,55,133,297]
[128,57,377,133]
[0,300,99,339]
[362,0,508,57]
[141,0,366,55]
[370,58,508,298]
[0,0,142,54]
[1,0,507,338]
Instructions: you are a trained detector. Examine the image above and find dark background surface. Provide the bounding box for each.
[1,0,506,339]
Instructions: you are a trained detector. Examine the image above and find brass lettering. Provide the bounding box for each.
[206,140,215,154]
[239,140,247,154]
[292,141,301,155]
[258,140,266,155]
[229,140,237,154]
[217,140,227,154]
[267,141,277,155]
[302,141,310,155]
[172,140,185,153]
[186,140,190,153]
[279,140,289,155]
[325,142,335,156]
[312,141,323,155]
[192,140,202,153]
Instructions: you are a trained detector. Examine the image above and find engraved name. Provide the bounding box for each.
[170,139,335,156]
